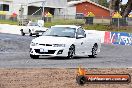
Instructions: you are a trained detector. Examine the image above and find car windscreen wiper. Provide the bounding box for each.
[44,35,60,36]
[61,36,74,38]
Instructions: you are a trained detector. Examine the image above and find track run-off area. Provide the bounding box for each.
[0,33,132,68]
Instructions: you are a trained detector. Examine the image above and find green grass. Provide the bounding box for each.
[83,24,132,33]
[45,19,132,33]
[44,19,84,27]
[0,19,132,33]
[0,20,17,25]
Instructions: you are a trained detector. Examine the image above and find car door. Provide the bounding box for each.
[75,28,89,55]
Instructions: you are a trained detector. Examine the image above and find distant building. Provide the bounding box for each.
[0,0,110,21]
[0,0,67,17]
[27,0,67,16]
[0,0,13,15]
[67,0,111,17]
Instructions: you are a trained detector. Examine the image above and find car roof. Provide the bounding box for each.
[51,25,81,29]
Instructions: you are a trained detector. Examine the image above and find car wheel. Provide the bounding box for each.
[76,75,87,85]
[36,35,39,37]
[89,43,98,58]
[67,45,75,59]
[29,30,32,36]
[30,54,39,59]
[21,29,25,36]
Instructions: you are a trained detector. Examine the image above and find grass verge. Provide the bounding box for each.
[0,19,132,33]
[0,20,17,25]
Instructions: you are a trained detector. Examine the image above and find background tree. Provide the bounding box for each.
[123,0,132,17]
[120,4,127,16]
[109,0,132,17]
[98,0,109,8]
[109,0,120,12]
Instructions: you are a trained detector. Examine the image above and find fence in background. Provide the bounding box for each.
[0,15,132,26]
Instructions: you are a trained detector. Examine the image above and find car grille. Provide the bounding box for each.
[39,44,52,46]
[35,49,56,54]
[35,30,45,32]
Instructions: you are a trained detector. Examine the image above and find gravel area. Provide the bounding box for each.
[0,68,132,88]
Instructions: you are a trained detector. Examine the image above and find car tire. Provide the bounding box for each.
[21,29,25,36]
[30,54,39,59]
[67,45,75,59]
[89,43,98,58]
[76,75,87,85]
[36,35,39,37]
[29,30,32,36]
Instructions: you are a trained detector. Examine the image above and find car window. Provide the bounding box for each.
[43,27,76,38]
[28,22,38,26]
[77,28,85,37]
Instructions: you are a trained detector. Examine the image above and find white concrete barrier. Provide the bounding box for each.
[85,30,105,43]
[0,24,22,35]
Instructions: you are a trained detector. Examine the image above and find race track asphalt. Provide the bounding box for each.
[0,33,132,68]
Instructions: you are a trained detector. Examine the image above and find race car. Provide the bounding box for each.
[20,22,48,37]
[30,25,101,59]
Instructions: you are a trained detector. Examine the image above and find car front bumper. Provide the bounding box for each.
[30,46,69,56]
[35,31,45,35]
[31,31,45,36]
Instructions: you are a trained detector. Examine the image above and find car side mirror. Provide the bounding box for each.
[84,34,86,37]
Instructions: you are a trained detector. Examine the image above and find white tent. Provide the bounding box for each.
[28,0,67,8]
[12,0,67,16]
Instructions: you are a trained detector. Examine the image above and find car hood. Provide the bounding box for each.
[28,26,47,31]
[32,36,75,44]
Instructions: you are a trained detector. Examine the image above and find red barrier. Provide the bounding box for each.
[104,31,111,44]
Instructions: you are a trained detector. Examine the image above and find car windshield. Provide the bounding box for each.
[28,22,38,26]
[42,27,76,38]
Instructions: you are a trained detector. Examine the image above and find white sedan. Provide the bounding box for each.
[20,22,48,37]
[30,25,101,59]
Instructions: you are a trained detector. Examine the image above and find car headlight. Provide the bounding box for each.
[30,42,39,46]
[53,44,65,47]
